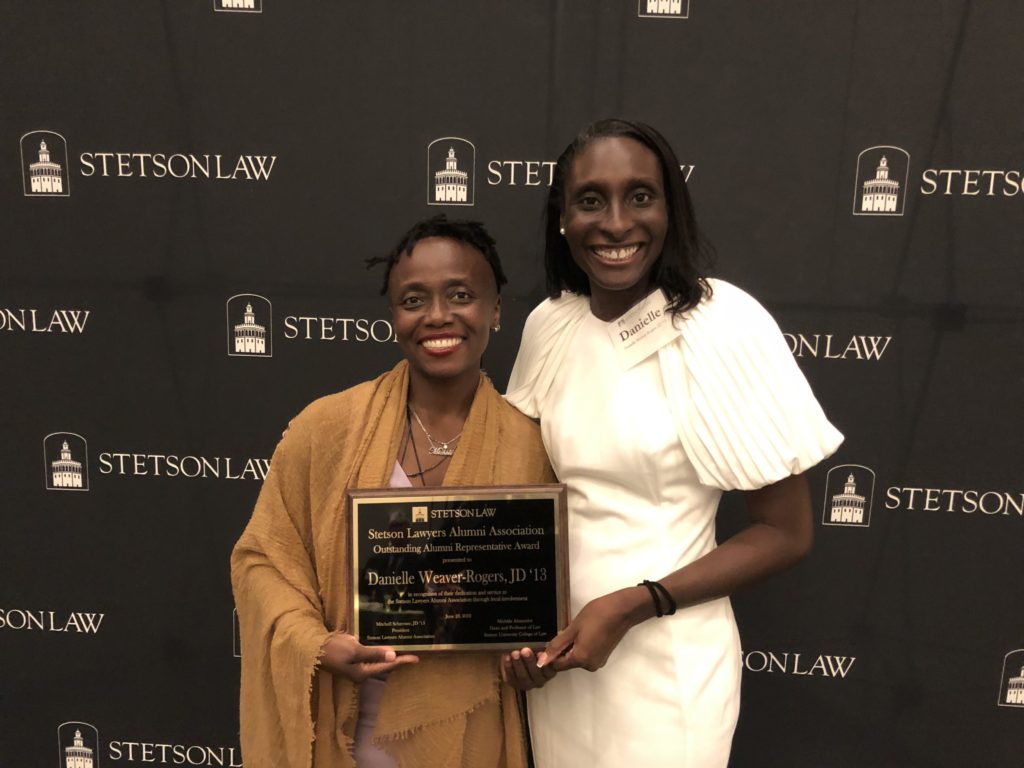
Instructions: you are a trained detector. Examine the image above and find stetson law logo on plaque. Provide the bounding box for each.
[21,130,70,197]
[58,721,100,767]
[226,294,272,357]
[822,464,875,527]
[853,146,910,216]
[44,432,89,491]
[428,138,475,206]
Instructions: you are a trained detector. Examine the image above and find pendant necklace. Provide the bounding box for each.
[402,412,449,485]
[408,406,463,456]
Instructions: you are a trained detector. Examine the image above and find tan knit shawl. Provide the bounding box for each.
[231,361,554,768]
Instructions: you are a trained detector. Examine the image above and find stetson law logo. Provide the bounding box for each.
[59,721,100,768]
[215,0,262,12]
[822,462,1022,522]
[227,294,272,357]
[58,721,242,766]
[226,293,398,353]
[0,306,89,333]
[783,332,892,361]
[21,130,70,196]
[999,649,1024,708]
[428,137,475,206]
[638,0,690,18]
[822,464,874,527]
[743,649,856,679]
[443,136,693,192]
[853,146,910,216]
[0,607,104,633]
[45,432,89,491]
[854,144,1024,208]
[42,432,270,485]
[921,167,1024,196]
[487,159,695,186]
[20,129,275,187]
[885,485,1023,517]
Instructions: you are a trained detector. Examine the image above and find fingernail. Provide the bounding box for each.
[536,652,548,668]
[385,650,396,662]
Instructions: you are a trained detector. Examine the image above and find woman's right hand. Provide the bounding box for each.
[500,647,557,690]
[318,632,419,682]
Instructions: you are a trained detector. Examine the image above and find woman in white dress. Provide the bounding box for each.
[501,119,844,767]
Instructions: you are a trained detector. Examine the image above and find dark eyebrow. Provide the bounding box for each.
[570,176,661,193]
[394,276,474,292]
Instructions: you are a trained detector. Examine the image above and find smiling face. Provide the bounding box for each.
[561,136,669,320]
[387,236,501,387]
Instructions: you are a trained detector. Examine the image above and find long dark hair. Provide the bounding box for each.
[544,118,713,317]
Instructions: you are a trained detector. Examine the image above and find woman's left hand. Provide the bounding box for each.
[537,587,647,672]
[318,632,419,682]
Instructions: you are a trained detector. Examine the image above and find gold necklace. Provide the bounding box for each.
[408,406,463,456]
[401,418,450,483]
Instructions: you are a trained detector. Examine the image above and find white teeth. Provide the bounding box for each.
[594,244,641,261]
[422,337,462,349]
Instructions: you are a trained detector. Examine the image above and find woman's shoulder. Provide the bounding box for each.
[522,292,590,333]
[285,375,383,442]
[507,293,592,418]
[683,278,784,341]
[699,278,773,317]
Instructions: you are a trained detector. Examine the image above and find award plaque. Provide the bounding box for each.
[345,484,568,652]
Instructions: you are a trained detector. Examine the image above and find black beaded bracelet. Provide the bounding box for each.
[649,580,677,616]
[637,579,677,617]
[638,580,664,617]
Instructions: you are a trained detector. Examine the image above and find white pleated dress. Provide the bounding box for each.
[506,279,843,768]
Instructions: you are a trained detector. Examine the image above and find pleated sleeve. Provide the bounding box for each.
[659,279,844,491]
[506,294,590,418]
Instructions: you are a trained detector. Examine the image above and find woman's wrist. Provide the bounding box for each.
[617,585,658,626]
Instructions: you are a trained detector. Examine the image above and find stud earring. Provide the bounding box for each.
[491,323,501,332]
[559,227,566,236]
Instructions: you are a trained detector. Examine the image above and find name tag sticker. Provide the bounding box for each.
[607,290,678,369]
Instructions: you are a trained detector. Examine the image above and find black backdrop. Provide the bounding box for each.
[2,2,1022,766]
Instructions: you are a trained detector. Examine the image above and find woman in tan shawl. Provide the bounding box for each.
[231,216,554,768]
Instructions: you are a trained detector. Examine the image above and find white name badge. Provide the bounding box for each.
[607,290,679,370]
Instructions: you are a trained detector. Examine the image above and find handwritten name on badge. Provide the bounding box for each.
[607,290,678,369]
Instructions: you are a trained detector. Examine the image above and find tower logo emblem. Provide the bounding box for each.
[428,138,475,206]
[999,649,1024,708]
[226,294,272,357]
[853,146,910,216]
[822,464,875,527]
[58,721,100,768]
[214,0,262,12]
[21,130,70,197]
[44,433,89,492]
[638,0,689,17]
